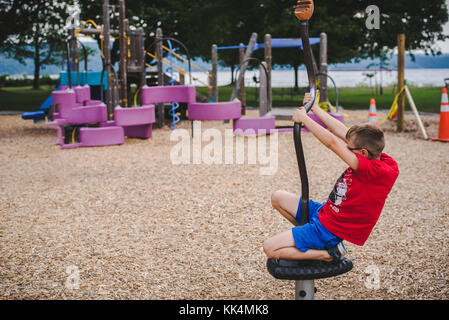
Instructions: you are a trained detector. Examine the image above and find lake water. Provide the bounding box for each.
[189,68,449,88]
[20,68,449,88]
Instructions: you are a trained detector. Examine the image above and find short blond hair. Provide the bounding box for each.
[346,124,385,158]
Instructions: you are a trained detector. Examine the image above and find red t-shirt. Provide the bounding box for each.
[318,153,399,246]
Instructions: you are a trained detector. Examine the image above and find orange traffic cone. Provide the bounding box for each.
[368,99,379,125]
[432,88,449,142]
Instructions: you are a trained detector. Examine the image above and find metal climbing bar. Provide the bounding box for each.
[145,51,212,89]
[162,45,211,78]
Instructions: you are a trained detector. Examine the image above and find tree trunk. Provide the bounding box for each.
[33,35,40,89]
[231,65,235,84]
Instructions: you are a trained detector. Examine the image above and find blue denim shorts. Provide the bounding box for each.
[292,198,342,252]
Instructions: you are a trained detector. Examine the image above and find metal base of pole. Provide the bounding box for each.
[295,280,315,300]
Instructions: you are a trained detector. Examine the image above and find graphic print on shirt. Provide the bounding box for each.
[328,170,353,212]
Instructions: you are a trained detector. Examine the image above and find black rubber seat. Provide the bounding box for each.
[267,258,353,281]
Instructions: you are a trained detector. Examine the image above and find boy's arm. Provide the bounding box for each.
[292,107,359,171]
[304,93,349,142]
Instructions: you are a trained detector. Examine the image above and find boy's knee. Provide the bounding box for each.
[263,238,276,258]
[270,190,283,208]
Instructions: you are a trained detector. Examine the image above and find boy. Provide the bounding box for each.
[263,93,399,262]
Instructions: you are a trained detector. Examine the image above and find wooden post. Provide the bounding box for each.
[210,44,218,102]
[156,27,164,128]
[259,61,268,116]
[138,28,146,89]
[103,0,113,119]
[239,43,246,114]
[319,32,328,108]
[68,28,80,74]
[230,32,258,101]
[119,0,128,108]
[264,34,272,112]
[397,34,405,132]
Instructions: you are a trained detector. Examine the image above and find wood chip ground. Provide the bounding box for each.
[0,109,448,300]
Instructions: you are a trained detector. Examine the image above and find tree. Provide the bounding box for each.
[0,0,33,43]
[64,0,449,76]
[0,0,74,89]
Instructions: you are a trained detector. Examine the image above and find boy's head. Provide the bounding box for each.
[346,124,385,159]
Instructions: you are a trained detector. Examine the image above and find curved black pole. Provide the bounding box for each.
[78,41,88,86]
[295,20,318,226]
[75,40,88,86]
[316,72,339,110]
[146,36,192,84]
[67,37,88,87]
[234,57,271,107]
[299,21,317,113]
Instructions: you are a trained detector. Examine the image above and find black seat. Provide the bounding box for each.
[267,258,353,281]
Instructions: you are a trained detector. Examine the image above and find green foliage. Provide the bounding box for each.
[0,0,34,43]
[0,74,8,88]
[74,0,449,68]
[0,75,59,88]
[0,86,55,112]
[1,0,448,85]
[0,0,75,88]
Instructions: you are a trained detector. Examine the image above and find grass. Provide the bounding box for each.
[0,84,443,114]
[0,85,56,112]
[197,85,443,113]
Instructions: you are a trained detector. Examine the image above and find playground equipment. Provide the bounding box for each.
[68,0,147,117]
[144,29,270,134]
[212,30,345,135]
[46,41,124,149]
[23,0,343,147]
[22,0,155,146]
[21,85,62,123]
[266,0,353,300]
[166,40,181,130]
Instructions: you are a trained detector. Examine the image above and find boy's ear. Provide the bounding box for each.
[361,149,370,158]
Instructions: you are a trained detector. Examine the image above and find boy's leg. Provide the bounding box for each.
[263,229,333,261]
[271,190,300,226]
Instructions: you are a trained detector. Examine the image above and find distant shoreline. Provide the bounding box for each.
[4,68,449,88]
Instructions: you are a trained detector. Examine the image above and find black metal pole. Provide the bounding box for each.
[294,20,318,225]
